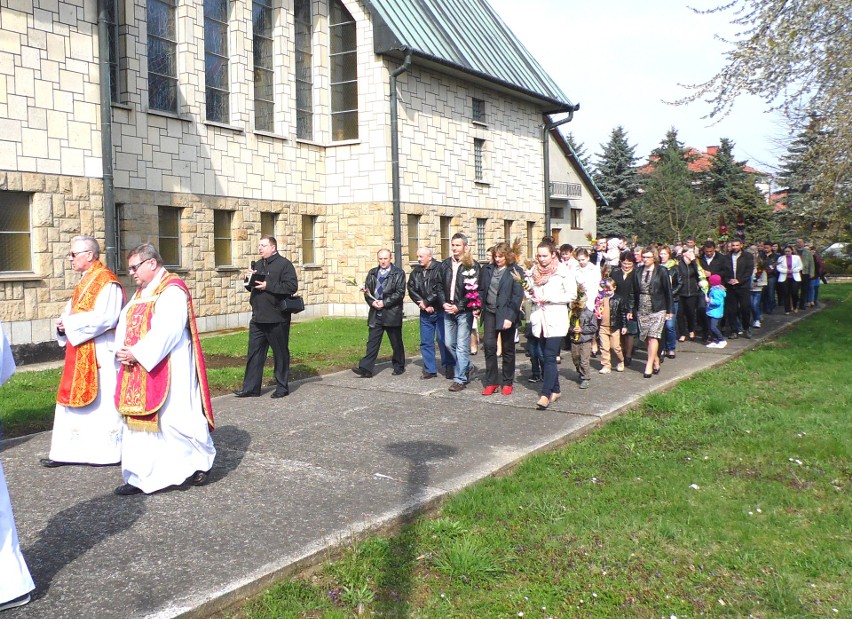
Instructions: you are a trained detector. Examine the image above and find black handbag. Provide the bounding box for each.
[279,295,305,314]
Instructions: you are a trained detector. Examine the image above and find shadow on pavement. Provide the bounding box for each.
[377,441,458,616]
[208,424,251,484]
[24,493,146,601]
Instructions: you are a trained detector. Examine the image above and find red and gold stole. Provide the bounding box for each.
[115,273,215,433]
[56,261,122,408]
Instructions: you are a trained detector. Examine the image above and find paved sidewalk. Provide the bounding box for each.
[1,310,809,618]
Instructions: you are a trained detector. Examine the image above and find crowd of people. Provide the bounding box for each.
[354,231,829,412]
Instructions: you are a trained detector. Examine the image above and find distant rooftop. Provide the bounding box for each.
[365,0,576,112]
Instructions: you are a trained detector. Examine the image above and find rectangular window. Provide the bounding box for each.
[205,0,229,123]
[474,138,485,181]
[526,221,535,259]
[106,0,124,103]
[260,212,276,237]
[329,0,358,141]
[294,0,313,139]
[158,206,181,267]
[213,210,233,266]
[570,208,582,230]
[550,206,565,220]
[476,218,487,261]
[407,214,420,263]
[253,0,275,132]
[301,214,317,264]
[440,216,452,260]
[0,192,32,272]
[472,97,485,123]
[148,0,178,112]
[504,220,513,243]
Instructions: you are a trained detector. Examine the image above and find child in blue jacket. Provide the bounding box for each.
[705,274,727,349]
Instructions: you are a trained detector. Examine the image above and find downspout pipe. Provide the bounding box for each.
[97,0,118,272]
[389,51,412,263]
[542,104,579,235]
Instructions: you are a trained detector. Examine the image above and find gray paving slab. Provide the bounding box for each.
[0,308,812,618]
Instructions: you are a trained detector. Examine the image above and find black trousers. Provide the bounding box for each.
[780,279,801,312]
[358,325,405,373]
[241,318,291,394]
[678,295,700,335]
[724,285,752,334]
[483,310,516,386]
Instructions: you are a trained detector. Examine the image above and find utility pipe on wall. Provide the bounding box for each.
[97,0,118,272]
[542,104,579,235]
[389,51,412,262]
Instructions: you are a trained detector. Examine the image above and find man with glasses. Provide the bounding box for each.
[40,236,125,469]
[113,244,215,495]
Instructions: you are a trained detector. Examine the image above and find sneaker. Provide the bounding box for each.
[599,367,611,374]
[448,382,466,392]
[501,385,513,395]
[706,341,719,348]
[0,594,31,611]
[579,379,590,389]
[717,340,728,349]
[527,375,541,383]
[752,320,761,328]
[615,363,625,372]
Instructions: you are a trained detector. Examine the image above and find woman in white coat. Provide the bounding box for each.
[0,322,35,611]
[776,245,803,314]
[528,241,577,409]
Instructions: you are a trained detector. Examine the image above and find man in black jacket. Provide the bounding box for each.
[353,249,407,378]
[723,238,755,338]
[441,233,481,392]
[697,241,731,342]
[235,236,298,398]
[407,247,449,379]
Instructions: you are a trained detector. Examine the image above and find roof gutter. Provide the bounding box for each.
[389,50,412,262]
[542,104,579,234]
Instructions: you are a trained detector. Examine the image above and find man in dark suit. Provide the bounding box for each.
[723,239,755,338]
[697,241,731,342]
[235,236,299,398]
[352,249,407,378]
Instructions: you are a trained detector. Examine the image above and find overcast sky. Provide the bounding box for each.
[488,0,787,173]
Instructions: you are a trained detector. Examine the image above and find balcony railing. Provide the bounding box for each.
[550,181,582,198]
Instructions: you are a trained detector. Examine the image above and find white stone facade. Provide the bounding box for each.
[1,0,589,349]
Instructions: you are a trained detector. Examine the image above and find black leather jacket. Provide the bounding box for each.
[600,293,627,329]
[677,257,702,297]
[365,264,406,327]
[632,264,674,315]
[247,252,298,323]
[441,257,481,313]
[407,259,444,311]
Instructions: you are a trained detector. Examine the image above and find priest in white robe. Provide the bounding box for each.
[42,235,124,468]
[113,244,215,496]
[1,321,35,611]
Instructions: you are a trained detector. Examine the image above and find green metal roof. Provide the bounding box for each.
[365,0,576,112]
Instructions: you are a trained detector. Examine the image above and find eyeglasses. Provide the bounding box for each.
[67,250,92,259]
[127,258,152,273]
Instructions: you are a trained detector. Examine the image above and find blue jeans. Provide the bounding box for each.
[527,335,543,378]
[541,336,563,398]
[809,277,820,305]
[708,317,725,343]
[664,300,678,353]
[444,311,473,384]
[750,291,762,323]
[419,311,450,374]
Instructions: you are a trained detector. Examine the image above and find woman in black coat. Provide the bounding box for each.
[478,242,524,395]
[676,246,702,342]
[630,248,673,378]
[610,251,639,366]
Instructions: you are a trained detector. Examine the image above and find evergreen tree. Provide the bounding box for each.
[777,115,850,242]
[592,126,641,238]
[564,131,592,171]
[635,128,708,243]
[700,138,779,243]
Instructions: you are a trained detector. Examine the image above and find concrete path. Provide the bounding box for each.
[1,309,811,618]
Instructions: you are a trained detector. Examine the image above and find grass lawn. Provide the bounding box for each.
[0,317,420,439]
[234,283,851,618]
